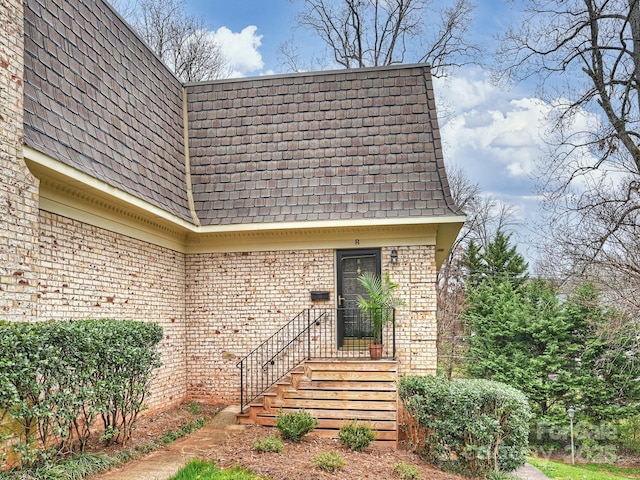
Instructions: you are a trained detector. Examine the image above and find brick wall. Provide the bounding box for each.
[38,211,188,409]
[0,0,40,321]
[185,249,335,402]
[387,245,439,376]
[185,246,437,403]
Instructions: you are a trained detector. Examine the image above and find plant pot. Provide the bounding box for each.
[369,343,383,360]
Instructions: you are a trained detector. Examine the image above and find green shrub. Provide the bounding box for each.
[252,434,284,453]
[311,452,345,471]
[0,319,162,467]
[338,421,376,451]
[187,401,202,415]
[399,375,531,476]
[275,410,318,442]
[618,415,640,454]
[394,461,421,480]
[32,453,116,480]
[0,453,117,480]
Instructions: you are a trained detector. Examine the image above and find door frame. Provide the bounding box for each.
[336,248,381,347]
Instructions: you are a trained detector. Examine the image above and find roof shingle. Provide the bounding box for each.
[187,66,461,226]
[24,0,192,223]
[23,0,461,229]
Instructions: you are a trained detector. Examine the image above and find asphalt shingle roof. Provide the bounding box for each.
[188,66,460,226]
[23,0,193,223]
[23,0,461,229]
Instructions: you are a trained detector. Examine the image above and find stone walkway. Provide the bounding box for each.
[90,405,551,480]
[91,405,243,480]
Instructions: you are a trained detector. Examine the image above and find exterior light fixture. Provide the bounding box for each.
[567,407,576,465]
[390,249,398,264]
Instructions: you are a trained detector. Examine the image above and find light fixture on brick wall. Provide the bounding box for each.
[390,248,398,264]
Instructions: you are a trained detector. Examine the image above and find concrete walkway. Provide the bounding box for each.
[91,405,244,480]
[91,405,550,480]
[515,463,552,480]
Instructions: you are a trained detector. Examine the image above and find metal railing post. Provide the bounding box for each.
[307,309,311,360]
[392,308,396,359]
[239,360,244,413]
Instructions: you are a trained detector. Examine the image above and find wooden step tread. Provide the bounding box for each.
[309,371,397,381]
[279,399,396,411]
[254,408,397,421]
[283,389,397,401]
[296,380,396,391]
[305,360,397,371]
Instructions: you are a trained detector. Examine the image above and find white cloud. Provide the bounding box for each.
[443,100,547,182]
[434,67,610,267]
[212,25,264,77]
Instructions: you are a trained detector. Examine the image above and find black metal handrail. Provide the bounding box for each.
[237,307,395,412]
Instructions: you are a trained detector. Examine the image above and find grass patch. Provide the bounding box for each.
[168,459,263,479]
[529,457,640,480]
[578,464,640,478]
[0,453,117,480]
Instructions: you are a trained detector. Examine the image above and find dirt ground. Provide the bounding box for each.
[91,401,465,480]
[86,401,225,457]
[211,424,464,480]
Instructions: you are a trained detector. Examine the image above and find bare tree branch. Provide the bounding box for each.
[291,0,480,76]
[436,166,521,378]
[500,0,640,318]
[115,0,230,82]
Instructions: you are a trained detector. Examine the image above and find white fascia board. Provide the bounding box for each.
[25,146,465,254]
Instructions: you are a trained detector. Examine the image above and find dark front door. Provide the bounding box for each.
[336,249,381,348]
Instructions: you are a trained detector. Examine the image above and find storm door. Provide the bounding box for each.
[336,249,381,348]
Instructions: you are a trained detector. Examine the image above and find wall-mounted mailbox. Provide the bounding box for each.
[310,291,330,301]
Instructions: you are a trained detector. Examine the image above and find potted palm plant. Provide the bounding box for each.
[356,272,405,360]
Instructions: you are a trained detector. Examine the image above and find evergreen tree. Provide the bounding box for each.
[461,238,483,286]
[565,283,640,421]
[483,231,529,284]
[462,231,528,286]
[465,279,576,417]
[465,278,640,425]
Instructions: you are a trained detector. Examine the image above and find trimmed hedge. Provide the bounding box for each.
[0,320,162,467]
[399,375,531,476]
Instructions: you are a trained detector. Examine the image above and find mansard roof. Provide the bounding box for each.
[188,66,459,226]
[24,0,191,222]
[23,0,462,229]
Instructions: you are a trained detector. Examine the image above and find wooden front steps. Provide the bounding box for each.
[237,359,398,446]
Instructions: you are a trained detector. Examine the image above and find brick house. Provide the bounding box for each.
[1,0,464,427]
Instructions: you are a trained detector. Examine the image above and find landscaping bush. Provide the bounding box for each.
[311,452,345,472]
[338,421,376,451]
[398,375,531,477]
[0,319,162,468]
[252,434,284,453]
[394,461,421,480]
[275,410,318,442]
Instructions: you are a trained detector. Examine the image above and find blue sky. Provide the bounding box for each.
[118,0,595,268]
[178,0,548,263]
[183,0,518,76]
